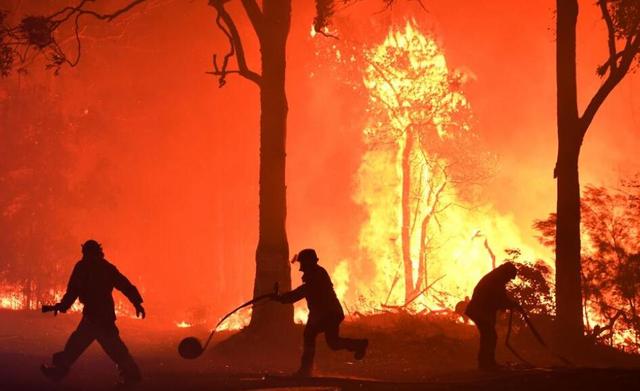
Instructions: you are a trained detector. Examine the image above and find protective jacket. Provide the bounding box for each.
[279,264,344,324]
[465,267,514,320]
[59,258,143,323]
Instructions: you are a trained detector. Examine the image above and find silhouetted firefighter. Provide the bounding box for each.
[465,262,520,370]
[274,249,368,377]
[41,240,145,387]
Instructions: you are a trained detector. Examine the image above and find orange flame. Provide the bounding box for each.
[336,21,540,313]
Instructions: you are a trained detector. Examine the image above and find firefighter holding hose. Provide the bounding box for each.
[465,262,522,370]
[274,248,368,377]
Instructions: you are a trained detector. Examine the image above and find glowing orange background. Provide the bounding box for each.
[2,0,639,321]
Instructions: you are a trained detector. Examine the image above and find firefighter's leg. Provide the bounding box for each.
[476,319,498,369]
[324,319,368,359]
[96,323,141,384]
[53,318,96,368]
[298,323,321,376]
[45,318,96,380]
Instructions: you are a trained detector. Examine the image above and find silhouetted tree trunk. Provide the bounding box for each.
[249,1,294,332]
[555,0,584,345]
[209,0,294,333]
[554,0,640,346]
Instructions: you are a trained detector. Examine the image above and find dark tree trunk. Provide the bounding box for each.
[401,130,415,303]
[249,0,294,332]
[555,0,584,345]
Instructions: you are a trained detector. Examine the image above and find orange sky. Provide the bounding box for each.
[2,0,639,321]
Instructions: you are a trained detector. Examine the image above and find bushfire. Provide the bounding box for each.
[1,6,639,366]
[333,21,539,314]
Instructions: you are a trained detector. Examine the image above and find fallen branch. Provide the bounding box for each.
[404,274,446,307]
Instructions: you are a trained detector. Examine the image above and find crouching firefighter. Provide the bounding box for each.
[41,240,145,387]
[465,262,521,370]
[274,248,368,377]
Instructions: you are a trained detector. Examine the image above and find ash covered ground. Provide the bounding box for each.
[1,310,639,390]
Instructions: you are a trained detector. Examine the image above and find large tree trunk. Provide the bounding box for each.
[249,0,294,332]
[555,0,584,345]
[401,130,415,303]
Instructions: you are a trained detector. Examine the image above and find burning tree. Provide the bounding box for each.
[361,22,488,306]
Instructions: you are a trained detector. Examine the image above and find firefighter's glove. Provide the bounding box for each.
[135,303,146,319]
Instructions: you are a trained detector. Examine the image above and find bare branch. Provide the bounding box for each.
[208,0,261,86]
[406,274,446,307]
[1,0,146,74]
[365,58,403,108]
[51,0,146,23]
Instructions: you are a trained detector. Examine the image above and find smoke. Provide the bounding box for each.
[2,0,639,325]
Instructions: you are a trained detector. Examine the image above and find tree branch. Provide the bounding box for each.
[599,0,618,73]
[581,33,640,135]
[208,0,261,87]
[51,0,146,23]
[241,0,263,34]
[1,0,146,74]
[406,274,446,307]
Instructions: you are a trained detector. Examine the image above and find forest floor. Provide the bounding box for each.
[1,309,639,390]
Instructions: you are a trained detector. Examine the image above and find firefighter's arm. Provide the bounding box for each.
[57,263,81,312]
[275,284,307,304]
[497,287,520,311]
[113,267,145,318]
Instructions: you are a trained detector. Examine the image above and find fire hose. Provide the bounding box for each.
[178,282,279,359]
[505,310,533,366]
[505,308,573,367]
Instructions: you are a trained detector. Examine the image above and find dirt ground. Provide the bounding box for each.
[1,310,639,390]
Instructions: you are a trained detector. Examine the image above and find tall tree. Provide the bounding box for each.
[362,22,485,304]
[207,0,293,332]
[554,0,640,345]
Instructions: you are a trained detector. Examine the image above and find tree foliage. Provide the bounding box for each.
[535,180,640,350]
[596,0,640,77]
[503,248,555,316]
